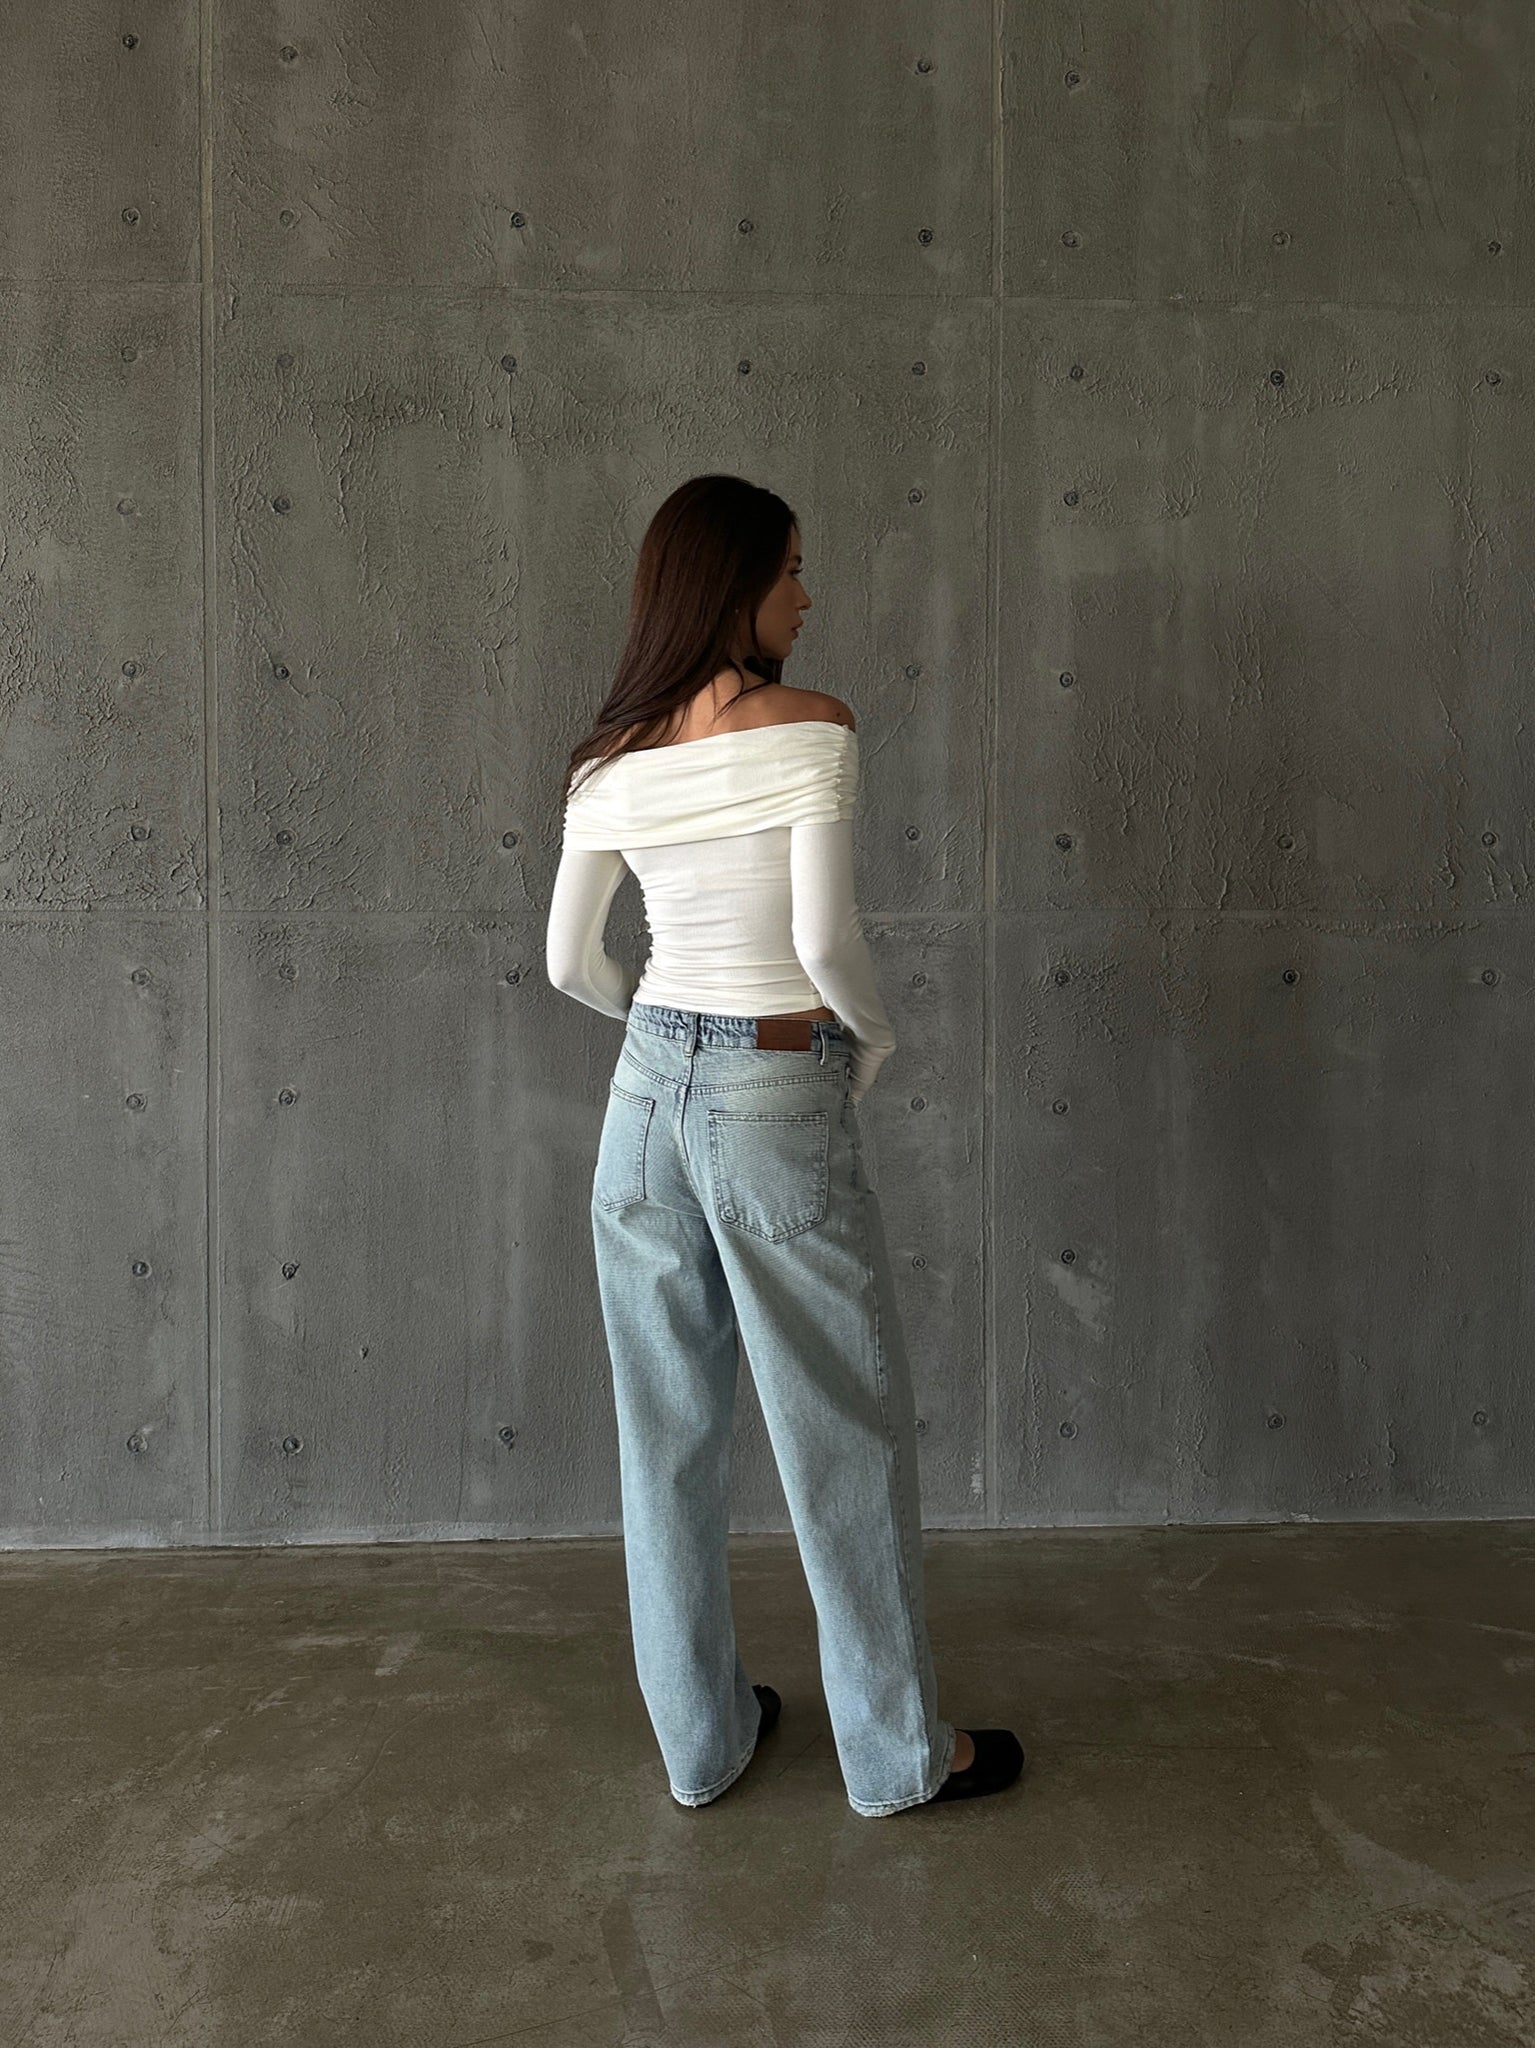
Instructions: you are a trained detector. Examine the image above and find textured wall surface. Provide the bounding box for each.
[2,2,1531,1549]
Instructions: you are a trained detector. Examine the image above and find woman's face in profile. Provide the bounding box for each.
[753,527,811,663]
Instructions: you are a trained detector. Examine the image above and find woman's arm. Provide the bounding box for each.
[788,815,897,1103]
[545,844,641,1020]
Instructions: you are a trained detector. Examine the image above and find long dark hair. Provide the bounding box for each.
[560,474,799,806]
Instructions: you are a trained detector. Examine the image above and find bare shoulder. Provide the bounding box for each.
[754,684,856,733]
[626,677,855,750]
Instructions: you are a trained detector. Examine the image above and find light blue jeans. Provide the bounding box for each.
[590,1000,957,1817]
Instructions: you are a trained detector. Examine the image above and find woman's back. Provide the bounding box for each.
[548,679,897,1102]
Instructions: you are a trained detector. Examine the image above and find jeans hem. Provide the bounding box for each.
[668,1706,764,1808]
[844,1721,958,1817]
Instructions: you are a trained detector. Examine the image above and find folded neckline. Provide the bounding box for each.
[612,719,856,759]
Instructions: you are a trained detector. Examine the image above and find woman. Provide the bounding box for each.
[545,473,1024,1816]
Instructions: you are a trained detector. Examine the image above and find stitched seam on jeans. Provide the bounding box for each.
[622,1059,848,1098]
[845,1169,928,1779]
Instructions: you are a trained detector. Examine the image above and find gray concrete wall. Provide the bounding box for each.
[2,2,1531,1549]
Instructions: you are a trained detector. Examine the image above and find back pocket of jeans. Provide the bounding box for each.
[594,1082,655,1210]
[707,1108,829,1242]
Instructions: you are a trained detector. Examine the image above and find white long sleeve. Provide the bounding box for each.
[545,844,641,1021]
[549,718,898,1101]
[788,816,897,1102]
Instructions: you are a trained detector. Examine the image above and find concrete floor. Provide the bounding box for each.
[5,1521,1533,2046]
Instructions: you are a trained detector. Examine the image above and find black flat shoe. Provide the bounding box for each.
[925,1728,1025,1804]
[752,1683,781,1737]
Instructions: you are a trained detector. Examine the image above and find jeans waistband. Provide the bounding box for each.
[627,1001,848,1056]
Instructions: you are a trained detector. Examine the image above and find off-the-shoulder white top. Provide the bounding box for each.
[545,720,896,1102]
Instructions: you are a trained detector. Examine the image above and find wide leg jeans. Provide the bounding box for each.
[589,1001,956,1817]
